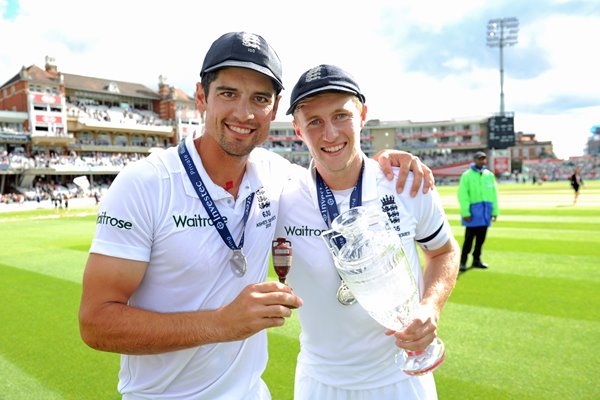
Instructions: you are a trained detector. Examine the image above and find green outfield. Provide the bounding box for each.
[1,181,599,399]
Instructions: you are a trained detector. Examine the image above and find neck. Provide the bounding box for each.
[195,136,247,197]
[317,156,363,191]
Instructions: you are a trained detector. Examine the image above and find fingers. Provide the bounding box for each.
[391,308,439,351]
[218,282,303,340]
[422,165,435,194]
[252,281,303,309]
[409,157,435,196]
[408,156,422,197]
[393,324,437,352]
[390,152,412,194]
[377,151,395,181]
[395,333,437,352]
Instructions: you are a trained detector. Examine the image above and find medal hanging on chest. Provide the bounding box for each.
[230,249,247,277]
[178,142,254,278]
[336,280,357,305]
[316,161,364,305]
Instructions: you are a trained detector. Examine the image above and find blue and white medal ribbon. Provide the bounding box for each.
[178,142,254,277]
[315,160,364,304]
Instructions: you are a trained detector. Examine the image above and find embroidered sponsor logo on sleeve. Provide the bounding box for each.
[97,211,133,230]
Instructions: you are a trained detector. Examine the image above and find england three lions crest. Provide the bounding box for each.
[380,195,401,232]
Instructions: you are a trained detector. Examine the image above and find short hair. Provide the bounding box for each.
[200,69,282,100]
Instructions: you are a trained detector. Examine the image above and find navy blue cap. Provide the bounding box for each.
[286,64,365,115]
[200,32,283,90]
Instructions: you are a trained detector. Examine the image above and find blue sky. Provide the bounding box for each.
[1,0,599,159]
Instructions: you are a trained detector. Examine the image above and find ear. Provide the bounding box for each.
[270,94,281,122]
[292,120,303,140]
[359,103,368,129]
[195,82,206,113]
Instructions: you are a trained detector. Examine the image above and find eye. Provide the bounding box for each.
[335,112,351,121]
[308,119,322,127]
[254,95,271,105]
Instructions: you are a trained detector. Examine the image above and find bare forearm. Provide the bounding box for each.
[421,238,460,318]
[79,303,225,355]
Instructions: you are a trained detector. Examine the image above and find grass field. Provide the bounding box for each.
[1,181,599,399]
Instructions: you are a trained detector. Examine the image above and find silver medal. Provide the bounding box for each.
[336,280,356,305]
[231,249,247,277]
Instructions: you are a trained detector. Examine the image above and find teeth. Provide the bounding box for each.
[323,144,344,153]
[230,125,252,135]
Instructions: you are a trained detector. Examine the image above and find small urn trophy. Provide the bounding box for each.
[272,238,292,284]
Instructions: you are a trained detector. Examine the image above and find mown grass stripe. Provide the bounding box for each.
[0,247,89,284]
[457,227,600,242]
[0,265,120,400]
[438,303,599,399]
[446,213,600,225]
[449,270,599,321]
[466,250,600,282]
[0,355,64,400]
[455,236,599,257]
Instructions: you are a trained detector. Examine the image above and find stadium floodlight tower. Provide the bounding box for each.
[487,17,519,116]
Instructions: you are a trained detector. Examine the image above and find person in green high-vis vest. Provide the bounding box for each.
[457,151,499,271]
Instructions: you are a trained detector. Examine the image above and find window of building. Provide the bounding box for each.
[115,135,128,146]
[131,135,144,146]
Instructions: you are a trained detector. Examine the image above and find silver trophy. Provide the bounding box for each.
[322,206,445,375]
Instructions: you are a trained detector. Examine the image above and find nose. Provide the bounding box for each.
[232,99,255,121]
[322,121,339,142]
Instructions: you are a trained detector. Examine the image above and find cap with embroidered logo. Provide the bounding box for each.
[286,64,365,115]
[200,32,283,90]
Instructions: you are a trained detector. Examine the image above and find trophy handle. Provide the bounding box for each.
[321,229,343,257]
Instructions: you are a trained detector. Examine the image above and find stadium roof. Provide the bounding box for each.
[63,72,160,100]
[1,64,166,101]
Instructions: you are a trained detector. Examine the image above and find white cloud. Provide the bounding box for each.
[1,0,598,159]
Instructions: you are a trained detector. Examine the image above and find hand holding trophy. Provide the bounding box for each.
[322,206,445,376]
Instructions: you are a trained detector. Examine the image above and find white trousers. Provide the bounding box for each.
[294,366,437,400]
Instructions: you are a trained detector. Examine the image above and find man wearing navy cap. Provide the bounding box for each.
[79,33,433,399]
[457,151,499,271]
[276,65,460,399]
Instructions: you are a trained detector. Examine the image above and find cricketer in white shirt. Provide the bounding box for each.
[275,157,452,399]
[90,133,291,399]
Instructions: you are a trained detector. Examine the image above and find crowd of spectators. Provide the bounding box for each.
[2,147,599,206]
[524,157,600,182]
[1,176,112,205]
[419,152,475,168]
[1,150,142,172]
[66,98,166,127]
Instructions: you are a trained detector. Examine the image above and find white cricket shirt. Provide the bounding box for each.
[90,134,291,399]
[275,157,451,390]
